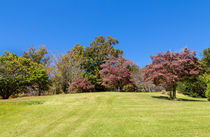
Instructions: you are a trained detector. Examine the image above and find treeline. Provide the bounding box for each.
[0,36,209,100]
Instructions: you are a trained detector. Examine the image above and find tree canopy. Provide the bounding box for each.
[144,48,201,99]
[0,51,49,99]
[99,56,136,92]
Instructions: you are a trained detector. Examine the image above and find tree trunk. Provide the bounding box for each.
[117,81,121,92]
[38,89,41,96]
[169,90,172,99]
[1,91,11,99]
[117,86,120,92]
[172,84,176,100]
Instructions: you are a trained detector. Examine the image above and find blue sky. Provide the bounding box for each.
[0,0,210,67]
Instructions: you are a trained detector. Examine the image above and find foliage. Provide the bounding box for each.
[200,47,210,73]
[205,83,210,101]
[2,37,209,99]
[199,48,210,83]
[0,51,49,99]
[47,36,125,93]
[23,46,50,67]
[51,45,83,93]
[199,73,210,85]
[69,78,94,93]
[99,56,136,91]
[176,47,210,98]
[131,67,164,92]
[177,78,206,97]
[144,48,201,99]
[81,36,123,90]
[122,83,137,92]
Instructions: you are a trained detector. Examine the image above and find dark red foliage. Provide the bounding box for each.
[69,78,94,93]
[144,48,201,99]
[99,56,136,91]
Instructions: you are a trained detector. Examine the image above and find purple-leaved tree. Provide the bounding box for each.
[99,56,136,92]
[144,48,201,99]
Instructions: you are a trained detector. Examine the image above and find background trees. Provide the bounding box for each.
[51,45,83,94]
[200,48,210,73]
[199,48,210,99]
[144,48,201,99]
[132,67,164,92]
[23,46,50,67]
[1,36,210,101]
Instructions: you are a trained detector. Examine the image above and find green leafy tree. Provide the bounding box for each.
[205,83,210,101]
[0,51,49,99]
[197,48,210,98]
[200,48,210,73]
[82,36,123,90]
[23,46,50,67]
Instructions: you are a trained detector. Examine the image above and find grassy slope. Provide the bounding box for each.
[0,92,210,137]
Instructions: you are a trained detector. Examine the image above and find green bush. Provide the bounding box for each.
[205,83,210,101]
[0,51,50,99]
[177,80,206,98]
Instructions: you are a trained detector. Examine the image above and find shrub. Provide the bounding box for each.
[122,84,137,92]
[177,80,206,98]
[205,83,210,101]
[69,78,94,93]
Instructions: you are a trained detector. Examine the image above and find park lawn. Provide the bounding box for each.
[0,92,210,137]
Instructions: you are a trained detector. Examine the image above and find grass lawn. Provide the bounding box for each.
[0,92,210,137]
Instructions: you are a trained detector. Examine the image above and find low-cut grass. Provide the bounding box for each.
[0,92,210,137]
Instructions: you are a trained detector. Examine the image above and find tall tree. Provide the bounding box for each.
[82,36,123,90]
[144,48,201,99]
[23,46,50,67]
[99,56,135,92]
[23,46,51,95]
[51,45,84,93]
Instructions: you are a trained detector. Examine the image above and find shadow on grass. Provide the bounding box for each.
[152,96,206,102]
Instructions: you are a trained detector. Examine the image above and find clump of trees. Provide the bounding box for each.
[1,36,210,101]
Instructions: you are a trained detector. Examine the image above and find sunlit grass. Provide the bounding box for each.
[0,92,210,137]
